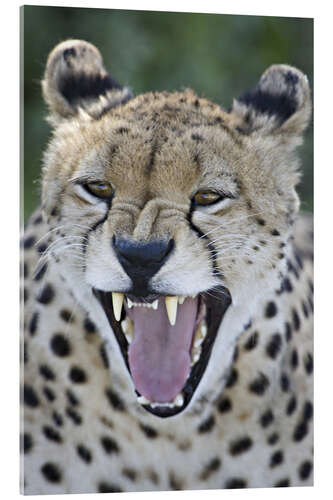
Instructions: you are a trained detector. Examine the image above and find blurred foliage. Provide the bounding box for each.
[22,6,313,219]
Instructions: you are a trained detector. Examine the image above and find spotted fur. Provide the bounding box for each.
[22,40,313,493]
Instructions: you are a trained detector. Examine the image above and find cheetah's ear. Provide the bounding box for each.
[230,65,311,138]
[42,39,132,124]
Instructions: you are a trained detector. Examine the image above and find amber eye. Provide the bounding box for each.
[85,181,114,200]
[193,191,224,206]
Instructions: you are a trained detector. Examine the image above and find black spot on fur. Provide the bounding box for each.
[23,384,39,408]
[22,433,33,454]
[248,373,270,395]
[191,133,204,142]
[140,424,158,439]
[69,366,87,383]
[266,333,282,359]
[29,312,39,336]
[39,364,55,381]
[116,127,129,134]
[286,395,297,416]
[66,389,79,406]
[229,436,253,456]
[77,444,92,464]
[260,409,274,428]
[270,450,284,467]
[122,468,137,482]
[226,368,238,388]
[51,334,71,357]
[280,373,290,392]
[41,463,62,483]
[37,283,55,304]
[267,433,279,445]
[256,218,266,226]
[217,397,232,413]
[60,309,74,323]
[225,478,247,489]
[66,406,82,425]
[43,386,56,402]
[299,460,313,480]
[23,235,36,249]
[169,471,183,490]
[293,420,309,442]
[52,411,63,427]
[43,425,62,443]
[199,457,221,480]
[34,262,48,281]
[275,478,290,487]
[100,343,109,368]
[292,308,301,331]
[303,401,313,421]
[83,317,96,333]
[291,349,299,370]
[285,322,292,342]
[304,353,313,374]
[244,331,259,350]
[265,301,277,318]
[198,415,215,434]
[271,229,280,236]
[98,482,122,493]
[105,388,125,411]
[100,436,120,454]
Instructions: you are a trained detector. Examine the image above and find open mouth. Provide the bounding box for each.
[93,287,231,417]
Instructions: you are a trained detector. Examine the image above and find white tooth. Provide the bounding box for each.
[191,294,197,299]
[112,292,124,321]
[121,317,134,344]
[191,346,201,365]
[193,320,208,348]
[165,296,178,326]
[127,298,133,309]
[178,296,185,305]
[152,299,158,310]
[200,322,207,336]
[137,395,151,405]
[173,393,184,407]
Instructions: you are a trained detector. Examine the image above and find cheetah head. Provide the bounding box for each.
[41,40,311,417]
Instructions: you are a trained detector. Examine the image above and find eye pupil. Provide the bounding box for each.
[193,191,222,206]
[85,182,114,199]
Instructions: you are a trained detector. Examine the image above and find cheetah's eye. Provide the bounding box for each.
[85,182,114,200]
[193,191,225,206]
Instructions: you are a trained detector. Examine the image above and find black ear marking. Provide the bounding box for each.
[42,39,132,122]
[232,64,311,135]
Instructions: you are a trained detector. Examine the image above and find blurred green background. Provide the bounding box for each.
[22,6,313,220]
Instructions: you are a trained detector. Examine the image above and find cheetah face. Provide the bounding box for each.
[41,40,311,417]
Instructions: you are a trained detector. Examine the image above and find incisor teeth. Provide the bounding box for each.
[112,292,124,321]
[165,296,178,326]
[127,298,133,309]
[152,299,158,310]
[178,296,185,305]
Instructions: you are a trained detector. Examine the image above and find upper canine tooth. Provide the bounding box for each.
[165,296,178,326]
[112,292,124,321]
[152,299,158,310]
[173,393,184,407]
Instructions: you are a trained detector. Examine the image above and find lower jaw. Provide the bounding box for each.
[93,286,231,418]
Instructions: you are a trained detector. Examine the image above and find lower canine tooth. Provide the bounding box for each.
[165,296,178,326]
[112,292,124,321]
[121,317,134,343]
[173,393,184,407]
[137,395,151,405]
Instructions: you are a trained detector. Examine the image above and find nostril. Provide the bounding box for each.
[112,236,174,267]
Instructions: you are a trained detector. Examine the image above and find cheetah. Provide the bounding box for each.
[22,40,313,494]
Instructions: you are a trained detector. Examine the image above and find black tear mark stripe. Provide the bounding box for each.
[186,200,221,279]
[81,201,112,269]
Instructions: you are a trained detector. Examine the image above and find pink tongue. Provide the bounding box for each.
[127,297,198,403]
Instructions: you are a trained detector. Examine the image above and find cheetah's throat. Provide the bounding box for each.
[127,297,199,403]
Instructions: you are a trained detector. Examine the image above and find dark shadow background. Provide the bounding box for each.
[22,6,313,220]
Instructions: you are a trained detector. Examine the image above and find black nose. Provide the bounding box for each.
[112,236,174,294]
